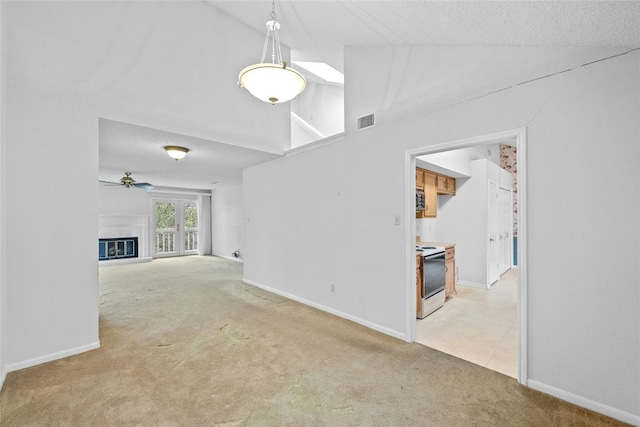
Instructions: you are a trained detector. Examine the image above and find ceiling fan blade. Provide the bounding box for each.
[100,173,153,190]
[133,182,154,190]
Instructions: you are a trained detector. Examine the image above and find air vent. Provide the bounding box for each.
[356,113,375,131]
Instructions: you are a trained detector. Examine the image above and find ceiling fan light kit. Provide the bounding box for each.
[120,172,154,189]
[237,1,306,104]
[120,172,136,188]
[164,145,189,161]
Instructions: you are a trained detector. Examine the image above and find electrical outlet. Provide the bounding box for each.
[394,215,401,226]
[330,284,335,293]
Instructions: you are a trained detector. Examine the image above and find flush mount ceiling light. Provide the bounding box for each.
[237,0,306,105]
[164,145,189,161]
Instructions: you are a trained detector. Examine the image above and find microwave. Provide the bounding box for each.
[416,188,426,212]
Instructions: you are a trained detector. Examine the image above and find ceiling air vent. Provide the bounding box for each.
[356,113,375,131]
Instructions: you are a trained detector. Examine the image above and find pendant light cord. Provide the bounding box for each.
[259,0,283,66]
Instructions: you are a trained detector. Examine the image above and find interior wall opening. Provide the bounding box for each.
[406,128,527,384]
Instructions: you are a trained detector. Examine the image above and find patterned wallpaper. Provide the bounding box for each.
[500,144,518,236]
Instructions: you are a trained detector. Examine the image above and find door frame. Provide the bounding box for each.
[404,127,528,385]
[151,198,200,258]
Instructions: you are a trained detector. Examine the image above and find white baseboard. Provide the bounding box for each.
[243,279,407,341]
[213,253,243,263]
[0,365,7,391]
[456,281,489,289]
[527,380,640,426]
[7,341,100,373]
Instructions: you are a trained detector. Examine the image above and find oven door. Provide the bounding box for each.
[423,253,445,298]
[419,252,446,318]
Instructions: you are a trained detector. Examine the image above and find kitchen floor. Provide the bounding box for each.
[416,268,518,378]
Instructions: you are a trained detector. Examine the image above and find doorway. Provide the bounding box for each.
[405,128,527,384]
[152,199,199,258]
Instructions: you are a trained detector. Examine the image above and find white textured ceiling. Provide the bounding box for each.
[99,119,280,190]
[211,1,640,72]
[98,1,640,191]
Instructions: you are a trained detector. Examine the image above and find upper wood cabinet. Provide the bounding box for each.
[422,172,437,217]
[416,168,456,218]
[437,175,456,195]
[416,169,437,218]
[416,169,425,187]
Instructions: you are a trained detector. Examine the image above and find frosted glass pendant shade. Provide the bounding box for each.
[238,63,306,104]
[238,15,306,105]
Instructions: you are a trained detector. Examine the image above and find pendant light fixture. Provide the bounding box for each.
[237,0,306,105]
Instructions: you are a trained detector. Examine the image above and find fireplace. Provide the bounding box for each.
[99,237,138,261]
[99,215,152,264]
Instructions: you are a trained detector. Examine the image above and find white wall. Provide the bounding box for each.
[3,1,265,374]
[6,1,290,154]
[244,47,639,423]
[0,0,6,389]
[291,81,344,148]
[198,195,212,256]
[99,185,151,216]
[5,69,100,370]
[244,137,411,337]
[212,185,244,261]
[357,48,640,423]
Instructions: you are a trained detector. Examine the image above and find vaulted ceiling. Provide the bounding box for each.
[212,0,640,73]
[93,1,640,191]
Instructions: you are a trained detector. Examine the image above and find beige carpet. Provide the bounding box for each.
[0,256,628,426]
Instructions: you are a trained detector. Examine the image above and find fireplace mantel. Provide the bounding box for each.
[99,215,152,265]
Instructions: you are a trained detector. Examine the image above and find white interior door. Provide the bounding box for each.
[488,181,499,285]
[153,200,199,257]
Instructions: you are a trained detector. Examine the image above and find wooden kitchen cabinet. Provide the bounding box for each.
[437,174,456,195]
[416,170,437,218]
[423,172,437,218]
[416,169,424,187]
[444,245,456,298]
[416,168,455,218]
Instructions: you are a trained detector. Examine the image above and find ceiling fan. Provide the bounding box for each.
[100,172,154,190]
